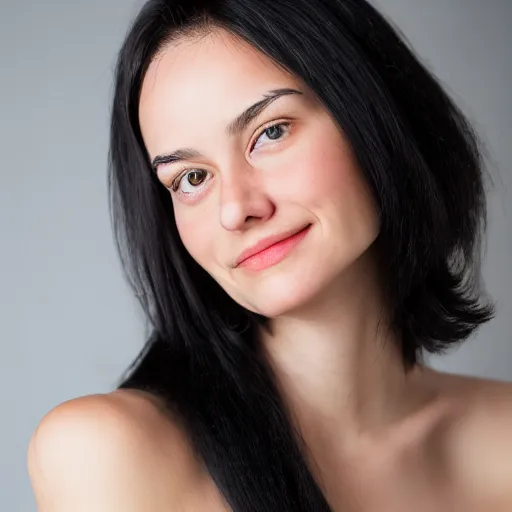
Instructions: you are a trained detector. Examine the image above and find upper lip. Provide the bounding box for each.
[233,224,311,267]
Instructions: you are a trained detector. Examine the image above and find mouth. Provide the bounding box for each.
[234,223,312,271]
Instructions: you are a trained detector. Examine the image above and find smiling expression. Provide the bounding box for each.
[138,29,381,318]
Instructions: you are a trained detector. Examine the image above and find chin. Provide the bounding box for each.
[232,244,376,318]
[236,263,334,318]
[219,231,378,318]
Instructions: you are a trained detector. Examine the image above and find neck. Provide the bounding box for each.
[259,248,431,453]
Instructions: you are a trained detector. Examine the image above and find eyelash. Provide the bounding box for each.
[167,120,291,196]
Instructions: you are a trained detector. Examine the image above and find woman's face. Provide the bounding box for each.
[138,29,380,318]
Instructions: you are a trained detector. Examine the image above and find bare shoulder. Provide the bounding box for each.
[430,369,512,509]
[27,389,204,511]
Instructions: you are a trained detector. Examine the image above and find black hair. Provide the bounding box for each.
[108,0,496,510]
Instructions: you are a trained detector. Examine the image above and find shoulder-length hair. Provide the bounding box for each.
[109,1,495,509]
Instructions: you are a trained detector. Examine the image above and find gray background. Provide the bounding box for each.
[1,0,510,509]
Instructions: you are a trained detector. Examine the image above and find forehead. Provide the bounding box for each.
[140,30,295,105]
[138,31,305,143]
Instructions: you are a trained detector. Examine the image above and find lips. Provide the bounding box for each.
[234,224,312,268]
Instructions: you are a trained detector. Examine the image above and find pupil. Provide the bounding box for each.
[267,125,281,139]
[189,171,203,185]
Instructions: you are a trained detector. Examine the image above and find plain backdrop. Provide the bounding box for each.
[0,0,510,510]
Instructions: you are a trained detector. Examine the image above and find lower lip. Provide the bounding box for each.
[237,225,312,271]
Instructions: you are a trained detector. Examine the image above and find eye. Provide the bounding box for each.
[169,121,291,196]
[171,169,210,195]
[251,121,290,151]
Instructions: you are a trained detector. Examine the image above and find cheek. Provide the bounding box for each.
[292,134,380,238]
[174,210,214,267]
[287,134,366,207]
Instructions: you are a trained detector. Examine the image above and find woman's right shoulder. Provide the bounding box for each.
[27,389,204,511]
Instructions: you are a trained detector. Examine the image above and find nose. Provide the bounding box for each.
[219,167,276,231]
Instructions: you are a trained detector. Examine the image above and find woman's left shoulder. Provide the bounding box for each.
[435,370,512,509]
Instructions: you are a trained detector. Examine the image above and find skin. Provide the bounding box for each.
[27,28,512,512]
[137,26,430,467]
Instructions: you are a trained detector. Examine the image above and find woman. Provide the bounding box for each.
[27,0,512,510]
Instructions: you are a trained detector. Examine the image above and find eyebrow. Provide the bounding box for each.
[150,87,303,173]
